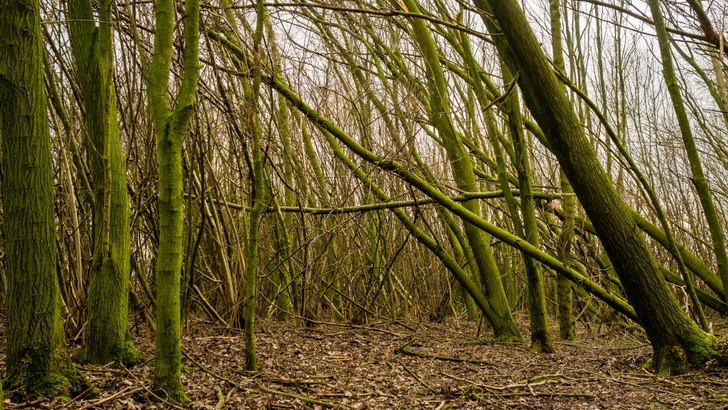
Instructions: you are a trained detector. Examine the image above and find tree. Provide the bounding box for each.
[67,0,139,366]
[0,0,87,398]
[472,0,718,373]
[146,0,200,400]
[549,0,577,341]
[402,0,522,341]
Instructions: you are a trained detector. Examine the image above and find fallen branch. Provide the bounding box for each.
[444,371,589,397]
[263,376,332,387]
[214,386,225,410]
[60,385,95,409]
[478,391,595,398]
[75,387,142,410]
[183,350,347,408]
[397,359,439,393]
[183,349,250,392]
[121,367,187,409]
[259,386,351,409]
[395,340,497,366]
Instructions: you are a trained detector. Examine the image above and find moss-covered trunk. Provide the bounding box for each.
[549,0,577,341]
[556,170,577,341]
[146,0,200,401]
[242,0,268,370]
[459,24,551,348]
[0,0,88,399]
[402,0,521,340]
[501,64,554,352]
[67,0,138,366]
[473,0,717,373]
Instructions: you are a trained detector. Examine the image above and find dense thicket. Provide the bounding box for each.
[2,0,728,400]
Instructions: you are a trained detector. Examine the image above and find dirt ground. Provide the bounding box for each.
[5,317,728,409]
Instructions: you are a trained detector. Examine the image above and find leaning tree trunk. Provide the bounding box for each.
[0,0,88,398]
[501,64,554,353]
[457,25,551,350]
[473,0,718,374]
[146,0,200,401]
[67,0,139,366]
[402,0,522,341]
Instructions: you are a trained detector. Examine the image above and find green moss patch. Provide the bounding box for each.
[4,345,89,401]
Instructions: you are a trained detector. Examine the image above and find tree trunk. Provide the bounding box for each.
[549,0,577,341]
[645,0,728,307]
[67,0,138,366]
[0,0,88,398]
[502,64,554,353]
[402,0,521,340]
[146,0,200,401]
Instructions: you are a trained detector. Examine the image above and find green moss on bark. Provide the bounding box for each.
[74,335,141,367]
[4,346,89,401]
[67,0,138,367]
[0,0,87,401]
[646,329,718,375]
[152,380,191,405]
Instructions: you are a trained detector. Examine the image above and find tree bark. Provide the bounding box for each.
[549,0,577,341]
[645,0,728,308]
[0,0,88,398]
[67,0,139,366]
[146,0,200,401]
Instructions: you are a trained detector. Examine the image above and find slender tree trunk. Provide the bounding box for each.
[244,136,264,370]
[273,102,296,319]
[501,64,554,352]
[458,23,551,348]
[550,0,577,341]
[242,0,269,370]
[402,0,521,340]
[268,16,296,319]
[0,0,87,398]
[146,0,200,400]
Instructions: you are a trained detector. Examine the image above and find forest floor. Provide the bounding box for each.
[4,316,728,409]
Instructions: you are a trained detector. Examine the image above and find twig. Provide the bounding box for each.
[214,386,225,410]
[183,349,249,392]
[60,385,95,408]
[397,359,438,393]
[443,372,572,393]
[477,391,595,398]
[478,375,565,391]
[395,340,497,366]
[479,73,520,112]
[434,401,449,410]
[263,377,332,387]
[259,386,351,409]
[6,398,49,409]
[75,387,142,410]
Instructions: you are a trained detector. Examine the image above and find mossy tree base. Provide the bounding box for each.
[490,332,525,344]
[646,332,719,375]
[4,346,89,401]
[530,330,556,354]
[74,337,142,367]
[152,379,191,405]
